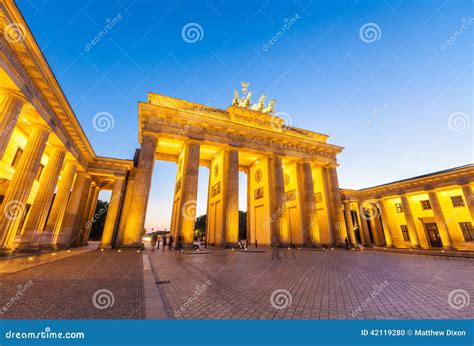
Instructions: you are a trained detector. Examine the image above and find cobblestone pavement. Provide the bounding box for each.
[148,247,474,320]
[0,249,144,319]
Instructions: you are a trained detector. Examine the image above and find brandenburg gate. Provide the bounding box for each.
[118,85,349,248]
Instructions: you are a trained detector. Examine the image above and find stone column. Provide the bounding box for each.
[40,161,77,249]
[400,194,420,248]
[368,205,383,246]
[176,141,201,247]
[428,190,454,249]
[0,124,50,255]
[357,202,371,246]
[321,168,335,244]
[246,171,251,243]
[74,182,96,247]
[460,184,474,222]
[115,173,135,246]
[0,88,25,160]
[57,173,91,248]
[326,166,347,246]
[376,199,393,247]
[100,177,125,248]
[81,185,100,245]
[123,134,157,246]
[17,146,66,252]
[297,162,319,245]
[223,148,239,246]
[269,156,288,245]
[342,200,356,246]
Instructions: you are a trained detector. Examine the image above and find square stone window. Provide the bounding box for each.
[420,200,432,210]
[450,196,465,208]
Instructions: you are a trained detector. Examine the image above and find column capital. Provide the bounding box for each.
[47,143,67,153]
[29,122,52,133]
[0,87,26,103]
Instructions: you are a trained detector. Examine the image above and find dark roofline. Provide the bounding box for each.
[358,164,474,191]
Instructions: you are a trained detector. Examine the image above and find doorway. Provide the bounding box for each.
[424,222,442,248]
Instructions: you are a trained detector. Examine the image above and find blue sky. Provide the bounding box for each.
[17,0,472,229]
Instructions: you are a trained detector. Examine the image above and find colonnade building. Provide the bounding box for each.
[0,1,472,255]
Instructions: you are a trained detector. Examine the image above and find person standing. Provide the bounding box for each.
[150,235,157,251]
[162,236,167,250]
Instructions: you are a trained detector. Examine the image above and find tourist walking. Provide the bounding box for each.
[150,235,157,250]
[271,236,281,260]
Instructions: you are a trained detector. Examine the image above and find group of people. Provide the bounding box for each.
[149,234,176,251]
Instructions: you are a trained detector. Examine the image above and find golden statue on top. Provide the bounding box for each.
[231,82,275,114]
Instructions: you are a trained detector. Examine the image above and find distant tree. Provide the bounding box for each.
[89,199,109,241]
[195,214,207,233]
[239,210,247,239]
[193,211,248,240]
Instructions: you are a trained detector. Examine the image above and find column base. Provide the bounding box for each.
[98,243,112,250]
[0,247,15,257]
[14,245,41,253]
[115,243,143,249]
[39,244,58,251]
[441,246,457,251]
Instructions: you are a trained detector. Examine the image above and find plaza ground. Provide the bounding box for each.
[0,247,472,319]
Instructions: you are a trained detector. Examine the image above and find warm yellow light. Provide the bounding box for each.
[51,253,56,256]
[118,249,122,253]
[28,257,34,260]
